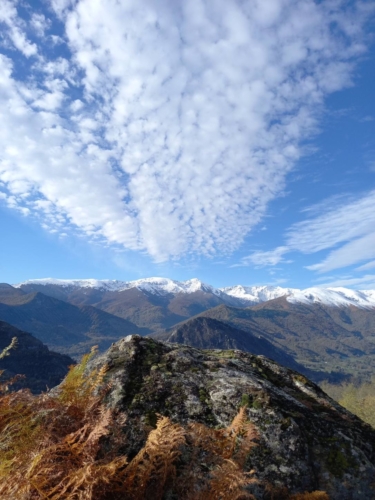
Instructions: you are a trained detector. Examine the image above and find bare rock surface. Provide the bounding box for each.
[88,335,375,499]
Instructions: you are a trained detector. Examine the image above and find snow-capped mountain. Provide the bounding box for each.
[286,287,375,308]
[6,277,375,386]
[222,285,375,309]
[15,277,224,297]
[14,278,375,309]
[221,285,296,305]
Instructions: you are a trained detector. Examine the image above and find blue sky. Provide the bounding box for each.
[0,0,375,289]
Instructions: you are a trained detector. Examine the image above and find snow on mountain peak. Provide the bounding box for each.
[14,277,215,296]
[220,285,296,304]
[124,277,211,295]
[286,287,375,308]
[13,278,375,308]
[222,284,375,308]
[14,278,125,291]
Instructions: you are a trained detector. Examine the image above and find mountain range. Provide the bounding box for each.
[0,283,147,357]
[194,298,375,381]
[1,278,374,382]
[14,277,375,309]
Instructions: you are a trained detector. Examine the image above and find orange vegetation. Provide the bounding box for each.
[0,346,329,499]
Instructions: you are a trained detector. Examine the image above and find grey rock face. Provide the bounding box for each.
[88,335,375,499]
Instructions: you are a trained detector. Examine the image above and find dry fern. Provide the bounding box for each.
[0,346,330,500]
[290,492,330,500]
[57,346,107,408]
[120,414,186,500]
[197,459,257,500]
[176,406,259,499]
[0,348,121,499]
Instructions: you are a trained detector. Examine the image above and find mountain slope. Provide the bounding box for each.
[0,292,147,358]
[0,321,73,393]
[0,283,26,304]
[15,278,241,330]
[196,298,375,380]
[151,316,320,379]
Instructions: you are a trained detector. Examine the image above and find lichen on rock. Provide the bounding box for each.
[88,335,375,499]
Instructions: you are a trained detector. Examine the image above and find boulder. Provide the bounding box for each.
[88,335,375,499]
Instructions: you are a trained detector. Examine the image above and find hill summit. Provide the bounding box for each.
[86,335,375,499]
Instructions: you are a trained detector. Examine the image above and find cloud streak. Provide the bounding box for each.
[0,0,372,261]
[233,246,290,268]
[241,190,375,274]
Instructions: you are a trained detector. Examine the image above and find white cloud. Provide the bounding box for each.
[235,246,290,267]
[317,274,375,289]
[288,191,375,272]
[244,190,375,274]
[287,191,375,255]
[0,0,37,56]
[30,13,50,37]
[0,0,373,261]
[306,232,375,273]
[356,260,375,272]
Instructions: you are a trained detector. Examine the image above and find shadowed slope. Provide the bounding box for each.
[0,292,147,358]
[195,299,375,380]
[0,321,73,393]
[151,316,319,378]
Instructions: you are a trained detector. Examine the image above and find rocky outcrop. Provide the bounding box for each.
[88,335,375,499]
[0,321,74,393]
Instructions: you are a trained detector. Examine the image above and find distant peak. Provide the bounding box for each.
[223,284,375,309]
[14,277,215,296]
[287,287,375,309]
[13,278,375,308]
[221,285,296,304]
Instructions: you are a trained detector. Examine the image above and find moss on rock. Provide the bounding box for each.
[87,335,375,500]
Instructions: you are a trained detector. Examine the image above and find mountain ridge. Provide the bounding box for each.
[194,297,375,380]
[0,290,147,358]
[5,279,375,381]
[150,315,326,381]
[15,277,375,309]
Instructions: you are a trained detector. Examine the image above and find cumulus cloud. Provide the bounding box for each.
[0,0,37,56]
[0,0,372,261]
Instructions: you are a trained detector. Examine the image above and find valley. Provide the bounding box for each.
[0,278,374,383]
[1,277,375,498]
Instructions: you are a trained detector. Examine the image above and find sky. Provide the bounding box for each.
[0,0,375,289]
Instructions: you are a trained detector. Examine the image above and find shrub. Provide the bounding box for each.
[0,342,329,499]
